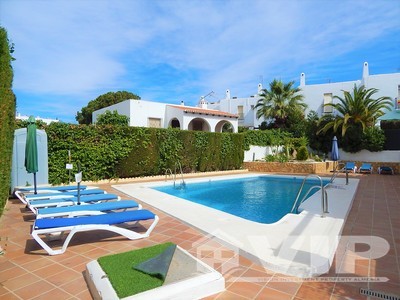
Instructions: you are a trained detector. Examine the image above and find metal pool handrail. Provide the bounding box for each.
[291,174,328,217]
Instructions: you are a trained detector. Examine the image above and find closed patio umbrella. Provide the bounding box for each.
[25,116,38,194]
[331,136,339,171]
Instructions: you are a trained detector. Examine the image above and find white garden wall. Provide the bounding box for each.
[337,149,400,163]
[244,145,283,161]
[245,146,400,163]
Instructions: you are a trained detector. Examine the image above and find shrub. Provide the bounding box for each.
[0,27,16,215]
[362,126,385,152]
[96,110,129,126]
[296,146,309,161]
[41,125,245,184]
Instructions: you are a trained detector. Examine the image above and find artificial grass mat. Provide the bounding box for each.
[97,242,175,298]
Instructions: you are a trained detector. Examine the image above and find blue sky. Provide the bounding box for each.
[1,0,399,123]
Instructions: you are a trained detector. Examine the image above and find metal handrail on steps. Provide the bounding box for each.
[291,174,329,217]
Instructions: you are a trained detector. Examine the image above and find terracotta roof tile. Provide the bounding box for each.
[168,105,238,118]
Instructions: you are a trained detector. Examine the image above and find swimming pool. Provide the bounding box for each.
[113,173,359,277]
[153,176,329,224]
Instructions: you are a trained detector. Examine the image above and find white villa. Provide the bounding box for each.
[93,62,400,131]
[299,62,400,117]
[208,62,400,128]
[16,113,59,125]
[92,99,239,133]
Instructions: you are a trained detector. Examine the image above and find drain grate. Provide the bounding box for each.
[360,288,400,300]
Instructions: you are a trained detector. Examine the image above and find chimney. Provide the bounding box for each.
[180,100,184,106]
[300,73,306,87]
[226,89,231,99]
[199,96,208,109]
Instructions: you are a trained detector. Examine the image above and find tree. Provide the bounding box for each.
[76,91,140,124]
[96,110,129,126]
[306,111,334,154]
[255,79,307,129]
[0,27,16,214]
[318,85,393,136]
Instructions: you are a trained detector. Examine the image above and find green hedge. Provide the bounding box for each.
[243,129,292,150]
[0,27,16,215]
[40,124,244,184]
[14,121,306,186]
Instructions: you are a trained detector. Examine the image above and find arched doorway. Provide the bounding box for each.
[169,118,181,129]
[215,120,234,133]
[188,118,210,132]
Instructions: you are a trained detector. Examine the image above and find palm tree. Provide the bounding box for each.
[255,79,307,128]
[318,85,393,136]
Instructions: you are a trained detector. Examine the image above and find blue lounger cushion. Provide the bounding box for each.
[26,189,105,199]
[19,185,87,192]
[37,200,140,217]
[359,163,373,173]
[31,209,159,255]
[34,210,156,230]
[28,194,120,214]
[343,162,357,173]
[29,193,118,206]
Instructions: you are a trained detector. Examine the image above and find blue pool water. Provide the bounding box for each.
[153,176,329,224]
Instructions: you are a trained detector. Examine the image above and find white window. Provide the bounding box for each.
[323,93,333,113]
[148,118,161,128]
[237,106,244,119]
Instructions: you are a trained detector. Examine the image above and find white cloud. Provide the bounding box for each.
[1,0,399,122]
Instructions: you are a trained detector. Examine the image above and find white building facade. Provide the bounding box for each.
[300,62,400,117]
[92,100,239,133]
[208,62,400,128]
[208,84,263,128]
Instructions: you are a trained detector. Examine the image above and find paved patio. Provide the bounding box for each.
[0,173,399,299]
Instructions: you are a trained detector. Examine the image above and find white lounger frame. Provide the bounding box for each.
[32,215,159,255]
[15,187,100,205]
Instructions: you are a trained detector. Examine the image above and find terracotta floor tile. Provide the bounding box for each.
[256,286,293,300]
[13,279,55,299]
[332,282,368,300]
[226,281,264,299]
[0,260,16,272]
[31,287,72,300]
[34,262,68,279]
[1,174,399,299]
[60,276,91,296]
[0,292,21,300]
[46,269,81,286]
[266,275,302,295]
[0,265,26,282]
[216,290,249,299]
[1,272,41,291]
[0,284,11,296]
[295,284,334,299]
[74,288,93,300]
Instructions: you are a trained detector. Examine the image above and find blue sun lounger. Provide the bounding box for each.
[28,193,120,214]
[358,163,373,174]
[36,200,142,218]
[22,189,106,201]
[15,185,93,205]
[18,185,88,192]
[378,166,394,175]
[343,162,357,173]
[31,209,159,255]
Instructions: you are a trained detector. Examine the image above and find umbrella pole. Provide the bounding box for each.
[33,173,37,194]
